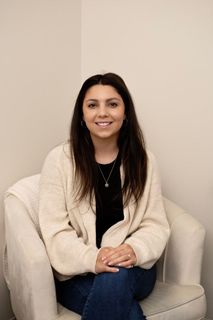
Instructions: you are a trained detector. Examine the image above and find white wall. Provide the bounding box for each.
[1,0,212,319]
[0,1,81,319]
[81,0,213,317]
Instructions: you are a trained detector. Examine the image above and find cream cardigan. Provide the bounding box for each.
[39,143,170,280]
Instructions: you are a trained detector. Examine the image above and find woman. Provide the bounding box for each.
[39,73,170,320]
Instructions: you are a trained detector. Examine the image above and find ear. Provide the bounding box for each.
[123,116,128,127]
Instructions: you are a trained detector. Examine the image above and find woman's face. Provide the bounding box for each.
[82,85,125,144]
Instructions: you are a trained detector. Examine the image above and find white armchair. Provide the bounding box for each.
[3,175,207,320]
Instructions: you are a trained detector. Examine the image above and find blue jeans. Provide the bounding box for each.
[55,265,156,320]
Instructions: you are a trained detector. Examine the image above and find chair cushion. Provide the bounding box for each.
[56,281,206,320]
[141,281,206,319]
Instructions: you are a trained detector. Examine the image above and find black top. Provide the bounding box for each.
[95,156,124,248]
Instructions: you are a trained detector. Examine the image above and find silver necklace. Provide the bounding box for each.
[97,158,117,188]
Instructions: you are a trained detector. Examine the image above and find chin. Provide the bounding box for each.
[91,132,119,141]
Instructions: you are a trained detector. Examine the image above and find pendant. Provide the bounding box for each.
[105,182,109,188]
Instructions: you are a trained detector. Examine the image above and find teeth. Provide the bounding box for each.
[96,122,111,126]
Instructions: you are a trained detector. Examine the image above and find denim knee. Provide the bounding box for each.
[96,267,130,291]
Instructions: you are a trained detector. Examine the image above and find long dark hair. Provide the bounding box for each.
[70,73,147,207]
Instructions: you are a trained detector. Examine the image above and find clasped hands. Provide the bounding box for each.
[95,243,137,273]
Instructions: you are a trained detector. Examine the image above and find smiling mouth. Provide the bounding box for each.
[95,122,112,127]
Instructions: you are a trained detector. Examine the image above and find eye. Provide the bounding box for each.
[109,102,118,108]
[88,103,96,109]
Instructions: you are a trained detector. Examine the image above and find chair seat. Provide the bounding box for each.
[56,281,206,320]
[141,281,206,319]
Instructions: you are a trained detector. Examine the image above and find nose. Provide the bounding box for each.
[97,104,108,117]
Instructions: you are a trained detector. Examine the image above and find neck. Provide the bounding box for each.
[92,137,119,164]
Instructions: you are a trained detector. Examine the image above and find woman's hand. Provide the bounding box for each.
[95,244,137,273]
[101,244,137,269]
[95,247,119,273]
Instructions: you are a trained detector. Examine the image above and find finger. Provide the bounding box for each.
[99,250,115,262]
[98,265,119,273]
[105,266,120,273]
[102,248,128,263]
[107,253,132,267]
[115,260,134,268]
[101,245,136,265]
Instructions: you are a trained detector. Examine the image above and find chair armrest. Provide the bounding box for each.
[4,195,58,320]
[162,198,205,285]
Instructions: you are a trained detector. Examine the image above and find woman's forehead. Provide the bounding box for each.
[84,84,122,100]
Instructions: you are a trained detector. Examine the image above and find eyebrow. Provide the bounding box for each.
[85,97,121,102]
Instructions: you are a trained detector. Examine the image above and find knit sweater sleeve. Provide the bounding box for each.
[125,151,170,269]
[38,145,99,279]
